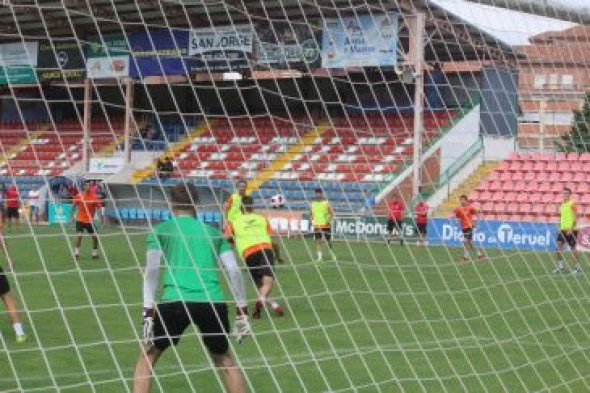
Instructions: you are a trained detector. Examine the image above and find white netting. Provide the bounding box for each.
[0,0,589,392]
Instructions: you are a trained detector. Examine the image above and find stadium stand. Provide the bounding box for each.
[470,151,590,222]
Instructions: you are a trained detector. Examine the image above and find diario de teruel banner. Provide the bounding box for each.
[427,218,558,251]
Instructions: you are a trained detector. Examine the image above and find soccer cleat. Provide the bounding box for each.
[92,254,99,260]
[252,300,263,319]
[552,267,567,274]
[314,257,323,263]
[477,254,486,260]
[272,304,285,317]
[572,267,583,275]
[16,334,27,344]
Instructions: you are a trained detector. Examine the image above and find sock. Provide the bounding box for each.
[463,249,469,258]
[573,262,581,271]
[556,259,564,269]
[317,251,322,260]
[477,250,483,257]
[13,323,24,336]
[257,296,266,305]
[74,248,79,256]
[92,249,98,257]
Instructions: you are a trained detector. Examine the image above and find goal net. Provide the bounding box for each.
[0,0,589,391]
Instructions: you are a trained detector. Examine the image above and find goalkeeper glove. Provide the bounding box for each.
[142,308,155,347]
[233,306,251,344]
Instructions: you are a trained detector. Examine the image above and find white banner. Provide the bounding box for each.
[577,225,590,252]
[0,42,38,66]
[189,25,253,55]
[87,56,129,79]
[322,13,397,68]
[89,157,125,174]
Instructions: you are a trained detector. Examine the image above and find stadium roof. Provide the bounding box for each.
[0,0,519,63]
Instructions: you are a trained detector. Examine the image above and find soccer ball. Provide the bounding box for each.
[270,194,286,209]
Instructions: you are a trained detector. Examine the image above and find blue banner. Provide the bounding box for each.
[427,218,557,251]
[48,203,73,225]
[129,29,192,78]
[322,13,398,68]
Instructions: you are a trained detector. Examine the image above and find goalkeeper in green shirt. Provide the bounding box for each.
[133,184,250,393]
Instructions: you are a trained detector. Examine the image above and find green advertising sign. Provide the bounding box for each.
[86,35,129,58]
[48,203,73,225]
[333,216,418,240]
[0,66,36,84]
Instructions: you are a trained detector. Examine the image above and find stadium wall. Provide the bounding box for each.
[440,104,481,172]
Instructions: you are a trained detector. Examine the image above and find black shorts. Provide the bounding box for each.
[76,221,95,234]
[245,249,275,286]
[0,266,10,296]
[314,227,332,241]
[462,228,474,240]
[417,223,427,235]
[6,207,19,219]
[557,230,577,248]
[152,301,229,355]
[387,219,403,234]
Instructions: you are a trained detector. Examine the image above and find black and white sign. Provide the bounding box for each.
[189,25,252,72]
[37,40,86,81]
[256,21,321,69]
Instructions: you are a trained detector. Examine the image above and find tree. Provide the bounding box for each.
[555,92,590,153]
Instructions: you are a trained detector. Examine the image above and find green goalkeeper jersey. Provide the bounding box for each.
[147,215,231,303]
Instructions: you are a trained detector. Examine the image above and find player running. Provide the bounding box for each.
[224,179,247,227]
[0,219,26,343]
[454,195,485,262]
[386,198,405,245]
[414,199,429,245]
[133,184,250,393]
[554,187,581,274]
[72,182,102,260]
[226,195,284,319]
[310,188,336,262]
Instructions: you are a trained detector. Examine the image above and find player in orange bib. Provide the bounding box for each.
[454,195,485,262]
[72,182,102,260]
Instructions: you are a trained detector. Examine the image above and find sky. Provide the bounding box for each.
[431,0,578,45]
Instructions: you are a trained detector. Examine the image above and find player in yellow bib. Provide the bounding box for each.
[224,179,247,226]
[310,188,336,262]
[554,187,581,274]
[226,196,285,319]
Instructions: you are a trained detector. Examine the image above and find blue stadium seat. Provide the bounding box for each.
[128,208,138,220]
[213,212,222,224]
[161,210,171,221]
[152,209,161,221]
[137,209,147,220]
[204,211,213,223]
[119,208,129,220]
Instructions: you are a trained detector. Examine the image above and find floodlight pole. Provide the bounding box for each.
[411,12,425,197]
[82,77,92,173]
[123,77,134,164]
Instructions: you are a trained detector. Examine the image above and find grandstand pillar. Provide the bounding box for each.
[410,13,425,197]
[123,78,134,163]
[82,78,92,172]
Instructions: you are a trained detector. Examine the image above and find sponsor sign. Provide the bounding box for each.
[255,21,321,69]
[189,25,252,72]
[322,13,398,68]
[37,40,86,81]
[129,29,192,78]
[89,157,125,174]
[333,216,417,239]
[427,218,557,251]
[576,225,590,252]
[86,35,129,79]
[48,202,73,225]
[0,42,38,84]
[261,209,309,234]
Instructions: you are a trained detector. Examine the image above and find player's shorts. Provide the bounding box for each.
[0,266,10,296]
[245,249,275,286]
[6,207,19,219]
[387,219,403,234]
[462,227,474,240]
[152,301,229,355]
[557,230,577,248]
[75,221,95,234]
[417,223,427,235]
[314,227,332,241]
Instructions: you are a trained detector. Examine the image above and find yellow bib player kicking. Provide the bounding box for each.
[310,188,336,262]
[554,187,581,274]
[226,196,285,319]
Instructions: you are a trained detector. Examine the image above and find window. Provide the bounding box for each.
[561,74,574,89]
[549,74,558,89]
[534,74,546,89]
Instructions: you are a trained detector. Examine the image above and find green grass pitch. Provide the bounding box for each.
[1,226,589,392]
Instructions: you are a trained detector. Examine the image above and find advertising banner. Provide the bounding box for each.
[86,35,129,79]
[321,13,398,68]
[48,202,73,225]
[255,21,321,69]
[0,42,38,84]
[129,29,192,78]
[333,215,418,240]
[89,157,125,174]
[427,218,557,251]
[37,40,86,81]
[261,209,308,235]
[576,225,590,252]
[189,25,252,72]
